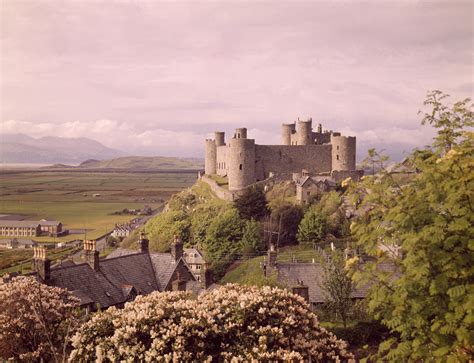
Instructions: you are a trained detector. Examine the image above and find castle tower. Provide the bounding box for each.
[281,123,295,145]
[296,118,313,145]
[215,131,225,146]
[234,128,247,139]
[331,135,356,171]
[228,128,256,190]
[204,139,216,175]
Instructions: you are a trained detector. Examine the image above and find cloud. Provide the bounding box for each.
[1,1,472,160]
[1,119,205,157]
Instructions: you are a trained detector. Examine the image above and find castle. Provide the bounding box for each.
[204,118,361,191]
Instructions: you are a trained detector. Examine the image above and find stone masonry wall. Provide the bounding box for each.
[254,144,332,181]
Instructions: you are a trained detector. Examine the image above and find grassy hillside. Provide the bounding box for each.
[79,156,204,170]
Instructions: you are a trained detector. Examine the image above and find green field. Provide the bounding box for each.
[0,171,197,242]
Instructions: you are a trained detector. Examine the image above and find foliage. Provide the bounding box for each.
[320,250,355,328]
[145,210,191,252]
[202,208,245,278]
[309,191,349,238]
[190,203,228,247]
[69,284,354,362]
[269,201,304,246]
[297,206,328,245]
[105,235,119,248]
[0,276,80,362]
[347,91,474,361]
[240,219,265,257]
[233,186,270,220]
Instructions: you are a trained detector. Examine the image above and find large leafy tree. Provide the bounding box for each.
[203,208,245,278]
[297,207,328,245]
[347,91,473,361]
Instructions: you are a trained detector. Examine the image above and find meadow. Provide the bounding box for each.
[0,170,197,242]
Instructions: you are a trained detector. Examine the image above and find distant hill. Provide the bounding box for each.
[0,134,124,164]
[78,156,204,170]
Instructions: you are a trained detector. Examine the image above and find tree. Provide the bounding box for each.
[241,219,264,257]
[233,186,269,220]
[320,250,355,328]
[269,202,304,246]
[297,207,328,245]
[0,276,80,362]
[203,208,245,278]
[69,284,354,361]
[145,210,191,252]
[106,235,119,247]
[347,91,474,361]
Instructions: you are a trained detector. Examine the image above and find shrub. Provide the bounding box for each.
[70,284,354,361]
[0,276,80,362]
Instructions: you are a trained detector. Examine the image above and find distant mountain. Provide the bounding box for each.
[78,156,204,170]
[0,134,124,164]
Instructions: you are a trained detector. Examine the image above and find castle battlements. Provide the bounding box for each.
[204,118,359,191]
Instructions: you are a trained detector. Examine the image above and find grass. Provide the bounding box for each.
[0,171,197,242]
[207,174,229,189]
[0,245,83,275]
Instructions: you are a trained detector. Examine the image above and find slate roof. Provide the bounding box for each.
[275,260,397,303]
[39,220,62,226]
[44,252,160,308]
[0,220,40,228]
[184,248,205,265]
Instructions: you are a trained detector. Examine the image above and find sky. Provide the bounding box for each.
[1,0,473,160]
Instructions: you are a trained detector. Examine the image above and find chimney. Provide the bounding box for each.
[201,262,213,289]
[171,235,183,262]
[32,246,51,281]
[267,243,277,268]
[84,240,100,270]
[138,232,149,253]
[171,271,187,291]
[292,280,309,303]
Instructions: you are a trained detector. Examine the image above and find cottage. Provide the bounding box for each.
[295,174,337,204]
[263,245,397,308]
[183,247,205,281]
[30,234,214,310]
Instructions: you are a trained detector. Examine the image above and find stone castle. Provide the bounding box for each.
[204,117,361,191]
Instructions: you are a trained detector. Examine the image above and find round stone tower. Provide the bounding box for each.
[228,129,255,190]
[215,131,225,146]
[281,123,295,145]
[234,128,247,139]
[331,135,356,171]
[204,139,216,175]
[296,118,313,145]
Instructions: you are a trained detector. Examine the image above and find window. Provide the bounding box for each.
[337,145,339,150]
[336,155,339,160]
[239,164,242,170]
[197,265,201,270]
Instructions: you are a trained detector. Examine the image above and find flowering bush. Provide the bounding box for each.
[70,284,354,362]
[0,275,80,361]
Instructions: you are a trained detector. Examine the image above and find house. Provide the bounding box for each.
[38,219,64,236]
[111,224,133,239]
[183,247,205,281]
[29,234,214,310]
[0,238,36,249]
[295,174,337,204]
[0,221,41,237]
[263,244,397,308]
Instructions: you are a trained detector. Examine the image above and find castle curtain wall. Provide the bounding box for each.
[254,144,332,181]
